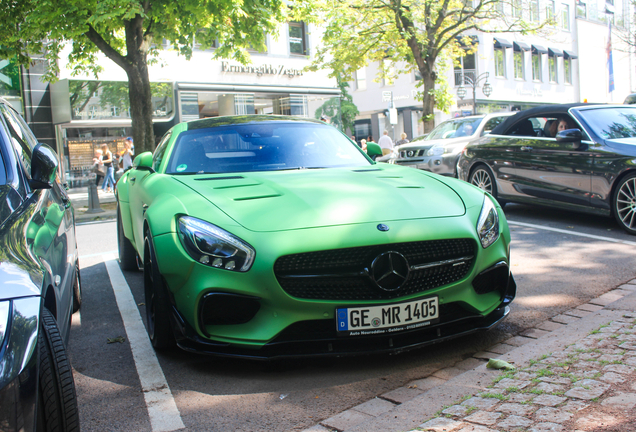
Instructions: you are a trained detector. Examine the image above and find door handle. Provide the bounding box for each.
[130,177,136,184]
[520,146,533,151]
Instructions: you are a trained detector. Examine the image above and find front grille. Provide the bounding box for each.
[399,147,432,158]
[274,239,476,301]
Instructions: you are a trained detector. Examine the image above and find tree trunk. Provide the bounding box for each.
[126,57,155,154]
[421,68,437,134]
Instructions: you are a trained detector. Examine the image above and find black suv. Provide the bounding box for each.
[0,98,80,431]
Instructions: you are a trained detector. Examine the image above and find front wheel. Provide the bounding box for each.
[37,308,80,432]
[143,233,176,349]
[469,164,506,208]
[612,173,636,235]
[118,206,138,271]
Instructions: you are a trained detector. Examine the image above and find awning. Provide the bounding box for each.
[548,47,564,57]
[564,50,578,59]
[513,41,531,51]
[532,44,548,54]
[493,37,512,49]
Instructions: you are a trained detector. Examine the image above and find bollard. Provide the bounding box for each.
[85,183,105,213]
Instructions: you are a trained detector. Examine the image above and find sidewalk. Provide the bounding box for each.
[304,279,636,432]
[69,187,117,223]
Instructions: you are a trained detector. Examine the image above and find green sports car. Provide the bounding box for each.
[116,115,516,359]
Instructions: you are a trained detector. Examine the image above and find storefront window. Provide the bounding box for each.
[69,80,174,121]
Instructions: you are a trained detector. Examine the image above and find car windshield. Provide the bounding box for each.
[577,107,636,140]
[426,118,483,140]
[166,122,371,174]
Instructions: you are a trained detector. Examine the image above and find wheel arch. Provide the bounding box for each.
[609,168,636,217]
[42,284,57,320]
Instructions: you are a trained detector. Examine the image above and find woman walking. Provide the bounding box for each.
[101,144,115,192]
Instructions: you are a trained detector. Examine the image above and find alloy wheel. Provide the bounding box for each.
[616,176,636,232]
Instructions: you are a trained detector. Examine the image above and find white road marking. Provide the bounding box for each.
[508,220,636,247]
[76,220,116,226]
[79,250,118,260]
[103,254,185,432]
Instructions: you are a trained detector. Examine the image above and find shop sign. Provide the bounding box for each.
[516,87,544,97]
[221,61,304,78]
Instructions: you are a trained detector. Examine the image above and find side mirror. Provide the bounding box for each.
[556,129,585,149]
[30,144,59,189]
[133,152,154,172]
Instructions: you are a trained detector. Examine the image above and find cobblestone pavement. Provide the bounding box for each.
[305,279,636,432]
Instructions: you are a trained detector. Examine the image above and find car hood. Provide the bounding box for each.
[174,166,466,232]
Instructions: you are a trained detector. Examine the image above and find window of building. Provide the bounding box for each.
[546,0,555,21]
[355,68,367,90]
[454,52,476,86]
[496,0,504,13]
[561,4,570,30]
[530,0,540,21]
[532,53,542,81]
[514,51,524,80]
[512,0,522,17]
[548,54,557,82]
[494,48,506,78]
[382,59,396,86]
[564,57,572,84]
[288,22,308,55]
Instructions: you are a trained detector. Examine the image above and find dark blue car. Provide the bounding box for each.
[0,98,80,431]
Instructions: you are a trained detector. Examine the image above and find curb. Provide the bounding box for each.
[304,279,636,432]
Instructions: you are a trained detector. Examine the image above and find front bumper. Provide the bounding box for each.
[171,272,515,359]
[395,153,459,177]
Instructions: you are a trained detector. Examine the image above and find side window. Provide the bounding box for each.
[482,116,507,136]
[152,132,172,171]
[0,105,36,177]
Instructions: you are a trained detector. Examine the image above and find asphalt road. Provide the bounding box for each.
[69,204,636,432]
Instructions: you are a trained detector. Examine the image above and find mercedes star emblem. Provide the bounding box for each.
[371,251,410,291]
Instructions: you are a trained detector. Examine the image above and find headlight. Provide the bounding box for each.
[178,216,255,272]
[427,147,445,156]
[476,196,500,248]
[0,301,9,347]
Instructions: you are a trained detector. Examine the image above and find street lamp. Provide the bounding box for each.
[456,72,492,115]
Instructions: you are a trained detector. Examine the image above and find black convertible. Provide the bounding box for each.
[0,98,80,431]
[458,103,636,235]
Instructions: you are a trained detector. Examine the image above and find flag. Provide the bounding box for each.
[607,22,615,93]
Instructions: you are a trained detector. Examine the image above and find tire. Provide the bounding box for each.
[117,205,138,271]
[72,262,82,313]
[144,232,176,349]
[612,173,636,235]
[469,164,506,208]
[37,308,80,432]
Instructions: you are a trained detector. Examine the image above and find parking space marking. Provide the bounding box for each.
[508,220,636,247]
[79,249,118,260]
[104,255,185,432]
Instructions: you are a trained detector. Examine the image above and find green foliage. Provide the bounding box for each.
[296,0,546,131]
[315,75,359,133]
[0,0,286,151]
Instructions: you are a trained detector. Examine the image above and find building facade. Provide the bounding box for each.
[24,21,340,185]
[350,0,634,142]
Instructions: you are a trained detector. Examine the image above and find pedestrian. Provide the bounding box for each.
[121,138,134,171]
[101,143,116,193]
[92,149,105,189]
[367,135,376,145]
[395,132,409,146]
[378,130,394,156]
[360,139,367,152]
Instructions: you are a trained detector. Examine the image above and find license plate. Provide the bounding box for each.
[336,297,439,336]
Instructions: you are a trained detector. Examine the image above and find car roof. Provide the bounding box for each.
[489,103,603,135]
[186,114,325,130]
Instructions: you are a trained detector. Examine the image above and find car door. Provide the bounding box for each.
[511,115,593,208]
[0,104,76,329]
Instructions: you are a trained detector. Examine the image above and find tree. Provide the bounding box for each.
[315,74,359,133]
[298,0,545,133]
[0,0,285,153]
